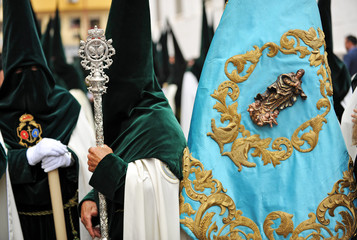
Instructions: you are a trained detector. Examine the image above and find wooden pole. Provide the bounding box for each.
[48,169,67,240]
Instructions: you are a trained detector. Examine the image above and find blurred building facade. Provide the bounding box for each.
[27,0,225,61]
[31,0,112,60]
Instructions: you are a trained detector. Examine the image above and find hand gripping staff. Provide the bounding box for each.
[79,26,115,240]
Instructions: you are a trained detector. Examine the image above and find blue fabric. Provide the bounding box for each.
[344,47,357,76]
[180,0,355,239]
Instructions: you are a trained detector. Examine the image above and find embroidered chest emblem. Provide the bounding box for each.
[17,114,42,147]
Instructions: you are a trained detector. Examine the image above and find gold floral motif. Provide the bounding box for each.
[180,148,263,240]
[208,28,332,171]
[180,148,357,239]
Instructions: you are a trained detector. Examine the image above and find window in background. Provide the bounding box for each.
[90,18,100,29]
[70,17,81,29]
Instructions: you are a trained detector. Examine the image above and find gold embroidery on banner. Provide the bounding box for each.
[180,148,357,239]
[208,28,332,171]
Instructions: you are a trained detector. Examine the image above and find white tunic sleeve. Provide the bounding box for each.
[123,158,181,240]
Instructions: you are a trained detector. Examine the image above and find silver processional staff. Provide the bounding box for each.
[79,26,115,240]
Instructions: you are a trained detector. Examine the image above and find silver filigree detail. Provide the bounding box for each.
[79,25,115,240]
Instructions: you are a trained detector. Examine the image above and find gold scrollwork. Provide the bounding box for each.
[208,27,332,171]
[180,148,357,239]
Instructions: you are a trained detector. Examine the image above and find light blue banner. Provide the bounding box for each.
[180,0,356,239]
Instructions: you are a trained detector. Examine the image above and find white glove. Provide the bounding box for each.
[26,138,68,166]
[41,152,72,172]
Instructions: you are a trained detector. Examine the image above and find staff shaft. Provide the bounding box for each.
[93,93,109,240]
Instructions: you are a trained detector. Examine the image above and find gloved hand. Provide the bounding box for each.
[26,138,68,166]
[41,152,72,172]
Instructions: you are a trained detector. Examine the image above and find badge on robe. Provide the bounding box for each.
[17,114,42,148]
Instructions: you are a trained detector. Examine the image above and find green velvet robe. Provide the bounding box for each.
[0,0,82,239]
[7,148,80,240]
[80,154,125,239]
[80,0,187,239]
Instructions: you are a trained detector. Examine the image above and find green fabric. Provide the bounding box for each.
[41,18,54,69]
[154,30,170,86]
[0,1,81,238]
[51,8,87,92]
[7,148,79,240]
[19,205,79,240]
[209,17,215,44]
[0,69,80,148]
[2,0,50,80]
[30,1,41,40]
[0,143,6,178]
[199,0,212,58]
[318,0,351,121]
[86,1,187,237]
[189,0,214,81]
[102,0,186,180]
[152,41,162,85]
[81,156,125,239]
[0,0,80,148]
[86,154,125,239]
[168,22,187,119]
[90,153,127,200]
[71,56,88,93]
[41,17,70,90]
[7,147,78,205]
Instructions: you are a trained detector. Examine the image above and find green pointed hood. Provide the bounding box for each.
[318,0,351,121]
[52,8,87,92]
[156,30,170,86]
[209,17,215,43]
[41,18,54,69]
[2,0,51,79]
[189,0,213,81]
[168,22,187,117]
[41,17,69,89]
[30,1,42,40]
[52,8,67,66]
[0,0,80,148]
[200,0,211,57]
[103,0,186,179]
[152,40,161,84]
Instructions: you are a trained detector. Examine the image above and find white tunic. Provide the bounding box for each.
[123,158,181,240]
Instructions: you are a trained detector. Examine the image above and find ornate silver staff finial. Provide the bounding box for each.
[79,25,115,240]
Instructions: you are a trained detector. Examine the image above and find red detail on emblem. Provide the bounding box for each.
[22,115,32,121]
[20,130,29,140]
